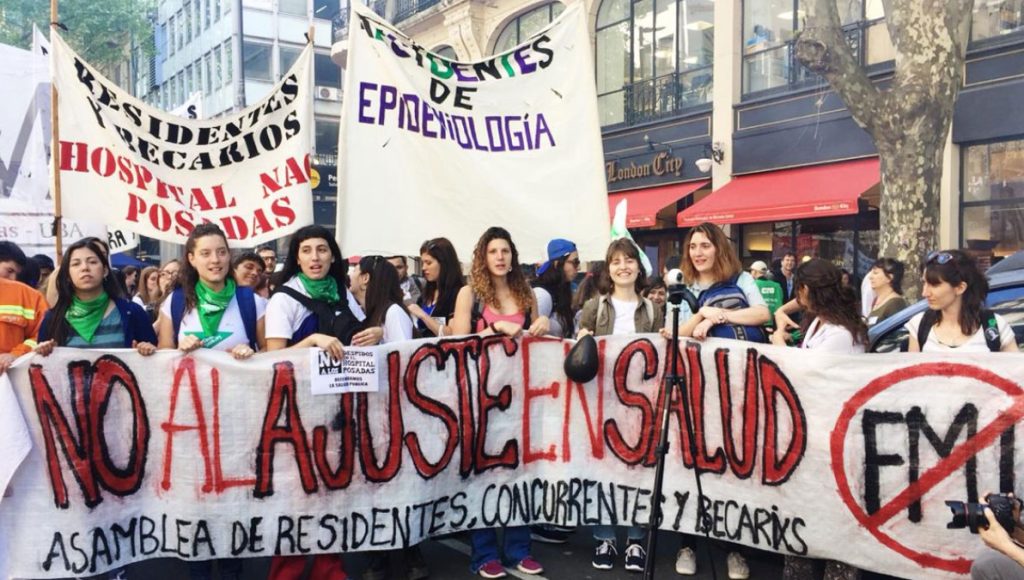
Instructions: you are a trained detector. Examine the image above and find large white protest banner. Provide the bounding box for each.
[0,337,1018,578]
[337,3,610,262]
[51,33,315,246]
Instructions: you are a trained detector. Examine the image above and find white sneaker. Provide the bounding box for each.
[727,552,750,580]
[675,547,697,575]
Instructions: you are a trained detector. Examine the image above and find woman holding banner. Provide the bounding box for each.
[906,250,1017,353]
[772,258,865,580]
[34,237,157,580]
[663,222,767,579]
[450,226,549,578]
[577,237,663,573]
[263,225,383,580]
[407,237,462,338]
[36,237,158,355]
[155,223,265,580]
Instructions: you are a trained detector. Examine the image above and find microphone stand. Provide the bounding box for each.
[644,289,716,580]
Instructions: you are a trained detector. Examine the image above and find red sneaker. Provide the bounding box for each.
[477,560,507,578]
[516,556,544,575]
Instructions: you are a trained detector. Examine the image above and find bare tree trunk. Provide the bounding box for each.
[794,0,974,299]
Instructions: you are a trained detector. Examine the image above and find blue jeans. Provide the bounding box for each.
[469,526,531,573]
[188,559,242,580]
[592,525,645,543]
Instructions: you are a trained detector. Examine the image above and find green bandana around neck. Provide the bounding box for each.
[298,272,339,303]
[66,291,110,343]
[195,278,236,338]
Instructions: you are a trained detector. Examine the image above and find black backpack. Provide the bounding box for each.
[916,309,1001,352]
[697,274,768,343]
[275,286,364,346]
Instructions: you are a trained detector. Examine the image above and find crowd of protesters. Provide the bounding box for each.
[0,223,1018,580]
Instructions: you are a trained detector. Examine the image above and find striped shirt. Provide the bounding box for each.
[66,307,125,349]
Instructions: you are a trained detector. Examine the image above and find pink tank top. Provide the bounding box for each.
[475,305,526,332]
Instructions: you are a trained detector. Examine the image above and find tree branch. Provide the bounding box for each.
[794,0,882,133]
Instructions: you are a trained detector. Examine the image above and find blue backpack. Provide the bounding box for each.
[697,275,768,343]
[170,286,259,351]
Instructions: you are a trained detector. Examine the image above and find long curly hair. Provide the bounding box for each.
[924,249,989,336]
[795,258,867,345]
[469,227,534,314]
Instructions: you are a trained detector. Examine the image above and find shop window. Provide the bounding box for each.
[493,3,565,54]
[963,141,1024,257]
[741,222,773,259]
[742,0,890,97]
[595,0,712,128]
[972,0,1024,42]
[244,41,272,81]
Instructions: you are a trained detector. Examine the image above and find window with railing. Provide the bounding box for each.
[742,0,892,96]
[493,3,565,55]
[394,0,441,23]
[972,0,1024,42]
[596,0,713,128]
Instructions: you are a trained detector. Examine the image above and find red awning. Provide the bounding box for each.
[676,158,879,227]
[608,181,709,228]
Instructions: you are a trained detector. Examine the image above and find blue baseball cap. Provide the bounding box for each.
[537,239,577,275]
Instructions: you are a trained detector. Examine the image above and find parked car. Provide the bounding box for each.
[867,253,1024,353]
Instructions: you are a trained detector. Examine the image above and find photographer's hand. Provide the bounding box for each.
[980,508,1024,568]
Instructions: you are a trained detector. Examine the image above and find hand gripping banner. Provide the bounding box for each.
[50,33,315,246]
[0,337,1021,578]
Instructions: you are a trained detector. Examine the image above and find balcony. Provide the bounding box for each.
[622,68,712,127]
[394,0,441,23]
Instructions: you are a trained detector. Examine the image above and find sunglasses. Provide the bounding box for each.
[926,251,954,265]
[566,258,581,267]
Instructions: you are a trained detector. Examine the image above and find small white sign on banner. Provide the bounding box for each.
[309,346,379,394]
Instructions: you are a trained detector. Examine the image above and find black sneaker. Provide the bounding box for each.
[624,541,647,573]
[530,525,570,544]
[592,539,617,570]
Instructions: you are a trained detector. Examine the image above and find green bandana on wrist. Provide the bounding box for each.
[195,278,236,338]
[298,273,339,303]
[66,291,110,343]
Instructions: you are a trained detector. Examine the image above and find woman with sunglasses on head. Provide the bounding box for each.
[407,237,462,338]
[450,226,548,579]
[533,238,579,339]
[865,258,907,327]
[157,224,265,362]
[907,250,1017,353]
[771,259,865,580]
[36,237,157,356]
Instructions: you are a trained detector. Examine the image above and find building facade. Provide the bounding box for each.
[331,0,1024,277]
[127,0,345,259]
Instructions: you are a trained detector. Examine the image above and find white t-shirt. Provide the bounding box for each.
[159,291,267,351]
[675,271,768,324]
[905,311,1015,353]
[533,287,567,338]
[265,276,365,341]
[800,318,864,354]
[610,297,638,335]
[382,303,414,344]
[132,294,145,308]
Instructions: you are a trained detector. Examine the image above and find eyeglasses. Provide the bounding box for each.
[567,258,581,267]
[926,251,954,265]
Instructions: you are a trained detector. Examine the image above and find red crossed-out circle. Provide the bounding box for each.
[831,362,1024,574]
